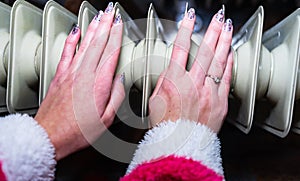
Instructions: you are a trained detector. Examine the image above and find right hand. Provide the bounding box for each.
[149,7,233,133]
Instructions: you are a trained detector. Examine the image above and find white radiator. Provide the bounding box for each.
[0,0,300,138]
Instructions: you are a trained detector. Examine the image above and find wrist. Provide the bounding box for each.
[34,114,88,160]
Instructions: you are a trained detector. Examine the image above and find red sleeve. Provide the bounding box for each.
[0,162,7,181]
[121,155,223,181]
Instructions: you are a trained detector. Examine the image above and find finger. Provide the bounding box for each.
[96,13,123,80]
[101,74,126,127]
[190,7,225,83]
[150,70,167,98]
[219,51,233,97]
[168,8,196,75]
[55,24,80,77]
[93,15,123,114]
[79,2,115,72]
[70,10,103,72]
[207,19,233,79]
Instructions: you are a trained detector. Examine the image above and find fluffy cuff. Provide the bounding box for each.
[126,120,224,176]
[0,114,56,181]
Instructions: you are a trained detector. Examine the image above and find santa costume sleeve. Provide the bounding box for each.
[0,114,56,181]
[121,119,224,181]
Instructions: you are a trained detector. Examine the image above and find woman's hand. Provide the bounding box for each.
[149,7,233,133]
[34,2,125,160]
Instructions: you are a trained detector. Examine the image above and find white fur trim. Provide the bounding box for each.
[0,114,56,181]
[126,119,223,176]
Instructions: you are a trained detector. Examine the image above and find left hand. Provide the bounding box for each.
[35,4,125,160]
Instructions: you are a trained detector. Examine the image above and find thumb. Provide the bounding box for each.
[101,73,126,127]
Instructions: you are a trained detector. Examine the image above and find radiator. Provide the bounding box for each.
[0,0,300,138]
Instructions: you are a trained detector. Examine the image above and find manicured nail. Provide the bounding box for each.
[216,5,225,22]
[71,24,79,34]
[224,19,233,31]
[105,2,114,14]
[94,10,104,21]
[114,13,121,24]
[187,8,195,19]
[120,72,125,85]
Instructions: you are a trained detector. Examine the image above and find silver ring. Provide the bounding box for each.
[206,74,221,84]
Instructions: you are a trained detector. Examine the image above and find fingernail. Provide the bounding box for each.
[114,13,121,24]
[184,2,188,14]
[105,2,114,14]
[94,10,104,21]
[216,5,225,22]
[120,72,125,85]
[71,24,79,34]
[187,8,195,19]
[224,19,233,31]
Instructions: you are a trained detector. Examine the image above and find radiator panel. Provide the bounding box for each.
[255,9,300,137]
[39,0,77,103]
[7,0,42,114]
[228,7,264,133]
[78,1,97,40]
[0,2,10,113]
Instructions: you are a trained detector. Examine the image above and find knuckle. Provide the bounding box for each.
[178,26,192,38]
[174,39,190,52]
[149,95,155,103]
[187,88,197,98]
[220,35,233,45]
[90,30,110,48]
[110,26,122,36]
[223,74,232,84]
[60,53,69,61]
[51,74,69,89]
[210,21,222,33]
[202,89,211,100]
[107,41,121,54]
[90,37,106,48]
[202,97,210,107]
[65,36,73,45]
[78,42,88,53]
[213,59,226,71]
[197,45,214,60]
[87,22,97,32]
[161,81,175,93]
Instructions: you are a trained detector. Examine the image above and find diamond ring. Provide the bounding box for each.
[206,74,221,84]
